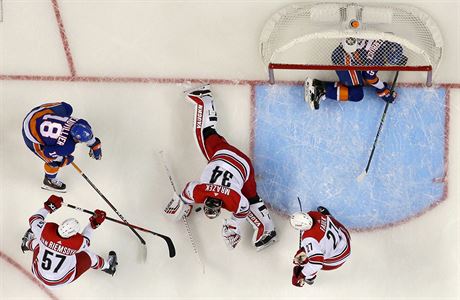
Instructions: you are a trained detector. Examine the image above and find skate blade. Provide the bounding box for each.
[256,236,278,252]
[41,185,67,193]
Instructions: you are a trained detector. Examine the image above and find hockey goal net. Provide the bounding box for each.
[260,2,443,85]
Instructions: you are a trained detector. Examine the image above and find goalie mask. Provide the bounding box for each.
[290,212,313,231]
[204,197,223,219]
[342,37,358,54]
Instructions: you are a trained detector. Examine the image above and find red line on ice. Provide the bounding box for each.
[51,0,76,77]
[0,251,59,300]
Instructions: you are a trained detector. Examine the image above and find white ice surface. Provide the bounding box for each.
[0,1,459,299]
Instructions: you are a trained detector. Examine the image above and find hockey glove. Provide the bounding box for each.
[376,82,397,103]
[292,266,306,287]
[222,218,241,250]
[90,209,106,229]
[89,138,102,160]
[164,193,192,221]
[293,247,308,265]
[44,195,63,213]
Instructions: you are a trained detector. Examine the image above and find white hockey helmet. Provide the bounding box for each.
[58,218,80,238]
[290,212,313,231]
[342,37,358,54]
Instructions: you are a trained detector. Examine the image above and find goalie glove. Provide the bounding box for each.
[222,218,241,250]
[164,193,192,221]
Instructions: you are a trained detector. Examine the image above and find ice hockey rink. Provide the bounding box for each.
[0,0,459,299]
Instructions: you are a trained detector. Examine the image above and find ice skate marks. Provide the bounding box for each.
[253,84,447,230]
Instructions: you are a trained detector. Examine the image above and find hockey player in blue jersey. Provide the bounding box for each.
[22,102,102,192]
[305,38,408,110]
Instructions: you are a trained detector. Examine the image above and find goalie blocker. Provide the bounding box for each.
[164,84,277,251]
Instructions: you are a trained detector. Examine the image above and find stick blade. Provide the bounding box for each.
[138,243,148,263]
[163,235,176,258]
[357,171,367,183]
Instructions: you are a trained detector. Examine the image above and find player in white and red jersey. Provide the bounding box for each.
[21,195,117,288]
[290,206,351,286]
[164,84,276,251]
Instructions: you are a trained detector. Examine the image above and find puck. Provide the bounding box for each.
[195,207,202,212]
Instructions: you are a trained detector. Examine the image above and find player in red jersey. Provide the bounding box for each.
[165,84,276,251]
[21,195,117,288]
[290,206,351,286]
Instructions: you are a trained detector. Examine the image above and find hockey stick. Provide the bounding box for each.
[357,71,400,182]
[64,202,176,258]
[158,151,205,273]
[297,197,303,248]
[70,162,147,260]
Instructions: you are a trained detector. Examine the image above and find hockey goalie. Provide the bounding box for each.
[165,84,277,251]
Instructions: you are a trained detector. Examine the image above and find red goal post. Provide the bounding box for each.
[260,3,443,86]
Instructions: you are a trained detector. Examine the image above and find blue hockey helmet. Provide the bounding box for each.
[70,121,93,142]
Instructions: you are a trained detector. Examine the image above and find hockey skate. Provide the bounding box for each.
[317,206,331,216]
[102,251,118,276]
[255,230,277,252]
[21,229,34,253]
[42,176,67,193]
[304,77,326,110]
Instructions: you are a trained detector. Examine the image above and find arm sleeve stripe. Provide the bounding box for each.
[83,236,91,247]
[307,260,324,266]
[24,108,54,145]
[29,214,44,225]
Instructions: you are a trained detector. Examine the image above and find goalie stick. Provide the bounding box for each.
[158,150,205,273]
[64,202,176,258]
[357,71,400,182]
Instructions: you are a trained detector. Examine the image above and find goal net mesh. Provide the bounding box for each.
[260,3,443,79]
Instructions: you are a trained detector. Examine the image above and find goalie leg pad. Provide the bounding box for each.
[246,201,277,251]
[184,85,218,161]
